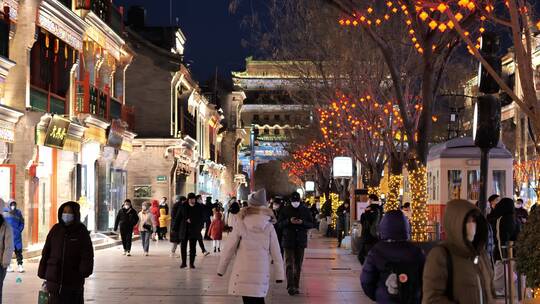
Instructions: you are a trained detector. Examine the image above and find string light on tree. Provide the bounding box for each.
[385,174,402,212]
[409,165,429,241]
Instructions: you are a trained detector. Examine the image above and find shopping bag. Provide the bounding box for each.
[38,290,49,304]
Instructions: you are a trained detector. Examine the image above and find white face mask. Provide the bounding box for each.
[291,202,300,208]
[466,222,476,242]
[10,206,15,211]
[273,205,280,210]
[123,205,130,210]
[142,206,148,211]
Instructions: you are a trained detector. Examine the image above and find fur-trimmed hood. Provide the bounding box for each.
[238,206,276,232]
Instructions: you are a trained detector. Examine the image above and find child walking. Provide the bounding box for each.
[208,207,224,253]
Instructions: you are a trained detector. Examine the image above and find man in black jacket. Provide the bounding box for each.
[114,199,139,256]
[174,193,205,269]
[358,194,383,264]
[278,192,314,296]
[38,202,94,304]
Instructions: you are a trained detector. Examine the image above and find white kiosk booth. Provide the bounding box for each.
[426,137,513,224]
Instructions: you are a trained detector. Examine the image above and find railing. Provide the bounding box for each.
[30,85,67,114]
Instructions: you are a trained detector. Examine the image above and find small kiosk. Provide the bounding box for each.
[426,137,513,223]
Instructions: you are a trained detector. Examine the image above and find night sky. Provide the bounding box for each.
[114,0,251,83]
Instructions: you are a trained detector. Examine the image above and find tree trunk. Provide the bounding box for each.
[385,156,404,212]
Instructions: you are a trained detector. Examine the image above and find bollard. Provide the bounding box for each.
[505,242,515,304]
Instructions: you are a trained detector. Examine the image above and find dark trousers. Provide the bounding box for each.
[242,296,265,304]
[198,233,207,253]
[158,227,168,240]
[120,228,133,252]
[181,238,197,266]
[48,288,84,304]
[337,229,345,246]
[284,247,305,290]
[0,267,6,304]
[203,219,211,239]
[14,249,23,265]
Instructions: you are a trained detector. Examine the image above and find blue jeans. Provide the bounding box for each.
[0,267,6,304]
[140,231,151,252]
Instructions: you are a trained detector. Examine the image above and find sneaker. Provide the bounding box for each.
[218,248,221,253]
[17,265,24,273]
[288,288,296,296]
[126,252,131,257]
[123,251,127,255]
[190,265,196,269]
[203,251,210,257]
[169,253,175,258]
[180,264,187,269]
[213,247,217,253]
[144,252,149,256]
[6,265,13,273]
[294,288,300,295]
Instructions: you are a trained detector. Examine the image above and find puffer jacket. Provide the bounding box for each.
[361,210,425,303]
[278,203,314,249]
[138,210,157,233]
[3,205,24,250]
[488,198,518,262]
[217,206,285,298]
[0,216,14,268]
[114,207,138,232]
[38,201,94,293]
[159,206,171,228]
[423,199,495,304]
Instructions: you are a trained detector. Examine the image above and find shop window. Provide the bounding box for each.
[427,171,433,200]
[448,170,462,200]
[263,114,270,122]
[263,128,270,135]
[493,170,506,196]
[467,170,480,201]
[274,114,280,122]
[0,10,9,58]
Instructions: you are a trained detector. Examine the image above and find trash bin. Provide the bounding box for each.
[351,221,362,255]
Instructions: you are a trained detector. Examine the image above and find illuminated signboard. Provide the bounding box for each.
[44,115,71,149]
[333,157,353,178]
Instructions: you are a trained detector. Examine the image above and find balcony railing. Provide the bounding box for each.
[76,75,134,128]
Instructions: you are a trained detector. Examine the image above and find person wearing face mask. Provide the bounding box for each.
[271,199,284,256]
[158,197,170,240]
[38,202,94,304]
[423,199,495,304]
[3,200,24,272]
[358,194,383,264]
[114,199,139,256]
[278,191,314,296]
[0,213,13,304]
[514,198,528,227]
[170,196,186,257]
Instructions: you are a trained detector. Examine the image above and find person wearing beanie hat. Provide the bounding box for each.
[3,200,25,272]
[277,191,314,296]
[170,196,187,257]
[218,188,284,303]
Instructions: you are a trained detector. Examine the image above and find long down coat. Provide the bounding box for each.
[217,206,285,298]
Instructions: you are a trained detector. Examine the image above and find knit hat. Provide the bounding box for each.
[248,189,267,206]
[290,191,301,202]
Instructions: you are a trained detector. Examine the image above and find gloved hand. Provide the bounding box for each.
[276,280,283,283]
[217,273,223,277]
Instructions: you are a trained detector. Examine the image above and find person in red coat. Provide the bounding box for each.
[150,200,160,241]
[208,208,224,253]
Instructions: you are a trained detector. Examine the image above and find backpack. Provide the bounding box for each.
[376,246,422,304]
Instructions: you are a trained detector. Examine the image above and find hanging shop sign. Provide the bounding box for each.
[333,157,353,178]
[84,125,107,145]
[255,134,289,142]
[107,119,125,149]
[43,115,71,149]
[156,175,167,183]
[305,181,315,192]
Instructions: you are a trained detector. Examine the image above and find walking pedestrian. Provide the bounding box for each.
[217,188,285,304]
[309,201,320,228]
[225,198,241,233]
[138,202,157,256]
[38,201,94,304]
[203,197,213,240]
[320,199,333,236]
[3,200,24,272]
[271,199,284,255]
[487,194,500,215]
[358,194,383,264]
[336,200,350,248]
[488,197,519,296]
[158,197,170,240]
[150,200,160,241]
[515,198,528,226]
[0,213,13,304]
[114,199,139,256]
[174,193,206,268]
[401,202,412,222]
[196,195,210,255]
[170,195,186,257]
[360,210,425,303]
[278,191,314,296]
[208,207,224,253]
[423,199,495,303]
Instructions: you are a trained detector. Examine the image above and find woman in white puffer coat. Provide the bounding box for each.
[217,189,285,304]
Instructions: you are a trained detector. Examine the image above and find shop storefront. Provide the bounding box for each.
[0,106,23,203]
[198,160,225,201]
[31,114,84,244]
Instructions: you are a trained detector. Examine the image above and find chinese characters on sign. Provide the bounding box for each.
[44,115,71,149]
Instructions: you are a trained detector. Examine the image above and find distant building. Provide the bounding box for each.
[124,7,225,204]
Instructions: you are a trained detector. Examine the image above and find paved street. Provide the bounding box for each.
[4,233,370,304]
